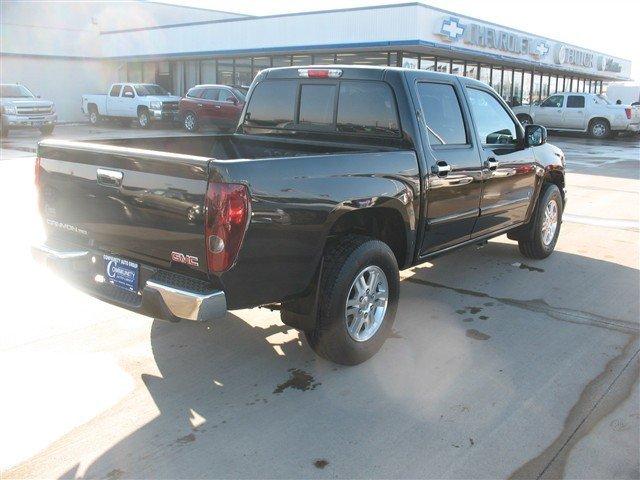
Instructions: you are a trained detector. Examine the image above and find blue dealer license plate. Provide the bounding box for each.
[104,255,139,292]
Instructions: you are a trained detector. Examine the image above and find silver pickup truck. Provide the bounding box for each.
[512,92,640,138]
[82,83,181,128]
[1,84,56,137]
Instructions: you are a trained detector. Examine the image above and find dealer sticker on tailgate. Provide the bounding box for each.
[104,254,139,292]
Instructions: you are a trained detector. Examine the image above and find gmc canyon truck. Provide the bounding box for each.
[82,83,181,128]
[33,66,566,365]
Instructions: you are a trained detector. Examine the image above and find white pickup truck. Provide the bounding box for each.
[81,83,181,128]
[512,92,640,138]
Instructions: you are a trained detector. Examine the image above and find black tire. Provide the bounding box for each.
[88,106,100,125]
[517,114,533,126]
[137,109,151,129]
[39,124,55,136]
[518,184,563,259]
[589,118,610,139]
[183,111,199,132]
[305,235,399,365]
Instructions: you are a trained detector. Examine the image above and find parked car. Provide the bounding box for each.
[34,66,566,365]
[1,84,56,137]
[82,83,181,128]
[179,84,246,132]
[512,92,640,138]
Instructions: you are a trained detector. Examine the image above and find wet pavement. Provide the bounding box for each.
[1,126,638,479]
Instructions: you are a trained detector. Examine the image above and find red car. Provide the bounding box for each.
[179,84,246,132]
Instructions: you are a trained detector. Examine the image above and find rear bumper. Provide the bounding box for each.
[32,242,227,322]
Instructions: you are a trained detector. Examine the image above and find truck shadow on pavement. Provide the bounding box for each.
[49,241,639,479]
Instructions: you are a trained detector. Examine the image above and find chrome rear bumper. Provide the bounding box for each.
[32,242,227,322]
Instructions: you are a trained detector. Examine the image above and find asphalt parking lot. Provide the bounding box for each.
[1,124,638,479]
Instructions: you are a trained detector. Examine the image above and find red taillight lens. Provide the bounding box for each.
[204,182,250,273]
[625,107,632,119]
[35,156,41,187]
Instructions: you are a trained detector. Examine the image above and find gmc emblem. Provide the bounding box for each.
[171,251,199,267]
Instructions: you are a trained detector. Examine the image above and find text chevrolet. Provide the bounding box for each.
[34,66,566,365]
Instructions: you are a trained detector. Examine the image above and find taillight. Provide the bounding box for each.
[625,108,632,119]
[204,182,250,273]
[298,68,342,78]
[35,156,41,187]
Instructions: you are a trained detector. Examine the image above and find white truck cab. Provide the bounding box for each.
[82,83,181,128]
[512,92,640,138]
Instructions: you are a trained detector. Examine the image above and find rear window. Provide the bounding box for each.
[244,80,297,129]
[567,95,585,108]
[299,85,337,129]
[244,79,400,136]
[337,81,399,136]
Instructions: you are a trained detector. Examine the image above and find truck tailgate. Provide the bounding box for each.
[37,139,211,275]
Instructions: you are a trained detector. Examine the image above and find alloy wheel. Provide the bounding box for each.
[541,198,558,246]
[344,265,389,342]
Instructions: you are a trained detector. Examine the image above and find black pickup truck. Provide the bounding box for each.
[34,66,566,365]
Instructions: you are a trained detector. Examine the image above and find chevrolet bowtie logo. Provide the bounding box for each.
[534,42,550,57]
[440,17,465,41]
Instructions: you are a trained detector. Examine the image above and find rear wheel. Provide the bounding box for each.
[589,118,610,139]
[305,235,399,365]
[88,106,100,125]
[183,112,199,132]
[518,184,563,259]
[137,109,151,129]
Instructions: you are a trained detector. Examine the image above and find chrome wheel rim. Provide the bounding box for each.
[90,112,97,124]
[345,265,389,342]
[592,122,606,137]
[185,114,195,131]
[541,198,559,246]
[139,113,148,127]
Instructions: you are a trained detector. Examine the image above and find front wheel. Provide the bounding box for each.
[39,124,55,136]
[137,109,151,129]
[305,235,399,365]
[518,184,563,259]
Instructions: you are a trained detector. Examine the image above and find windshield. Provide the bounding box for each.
[134,84,170,96]
[0,85,34,98]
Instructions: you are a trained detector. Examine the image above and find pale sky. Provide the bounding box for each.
[157,0,640,81]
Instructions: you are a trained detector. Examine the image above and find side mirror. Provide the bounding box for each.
[525,124,547,147]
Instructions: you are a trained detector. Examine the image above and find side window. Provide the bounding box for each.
[540,95,564,108]
[416,82,467,145]
[186,87,203,98]
[567,95,585,108]
[466,88,518,145]
[109,85,122,97]
[121,85,135,98]
[201,88,219,101]
[299,84,337,128]
[218,89,237,103]
[244,80,297,129]
[337,81,399,136]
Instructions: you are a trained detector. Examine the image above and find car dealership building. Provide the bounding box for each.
[1,1,632,122]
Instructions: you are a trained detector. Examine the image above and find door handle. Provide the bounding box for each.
[97,168,123,188]
[214,105,221,109]
[197,103,203,107]
[484,158,499,170]
[432,161,451,177]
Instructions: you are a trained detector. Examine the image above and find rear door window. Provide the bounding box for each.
[109,85,122,97]
[567,95,585,108]
[201,88,219,101]
[299,84,337,128]
[416,82,467,145]
[244,80,297,129]
[337,81,400,136]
